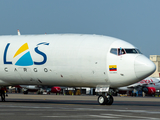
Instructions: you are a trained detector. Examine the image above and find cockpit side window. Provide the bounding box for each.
[136,49,142,54]
[118,48,126,55]
[110,48,117,55]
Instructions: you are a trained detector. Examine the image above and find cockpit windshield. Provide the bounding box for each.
[125,49,142,54]
[125,49,138,53]
[110,48,142,55]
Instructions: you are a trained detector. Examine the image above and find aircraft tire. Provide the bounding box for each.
[98,95,106,105]
[105,95,114,105]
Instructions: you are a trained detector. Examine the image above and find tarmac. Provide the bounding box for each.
[1,94,160,120]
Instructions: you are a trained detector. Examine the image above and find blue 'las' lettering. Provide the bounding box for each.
[4,43,12,64]
[34,42,49,65]
[3,42,49,66]
[34,47,47,65]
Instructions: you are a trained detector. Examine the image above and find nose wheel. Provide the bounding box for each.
[106,95,114,105]
[98,95,106,105]
[98,94,113,105]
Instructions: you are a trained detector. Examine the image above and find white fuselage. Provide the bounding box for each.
[0,34,156,88]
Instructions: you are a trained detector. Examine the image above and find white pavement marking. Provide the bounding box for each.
[43,116,64,117]
[89,115,118,118]
[42,114,158,119]
[42,115,118,119]
[0,113,15,115]
[102,114,158,119]
[42,115,89,118]
[75,108,160,114]
[0,105,53,109]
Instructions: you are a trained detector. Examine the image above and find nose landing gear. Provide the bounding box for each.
[97,94,114,105]
[96,85,114,105]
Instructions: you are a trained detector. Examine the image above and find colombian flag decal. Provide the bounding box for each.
[109,65,117,71]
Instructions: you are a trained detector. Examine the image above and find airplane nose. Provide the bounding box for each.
[134,55,156,79]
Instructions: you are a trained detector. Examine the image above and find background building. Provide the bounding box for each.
[150,55,160,77]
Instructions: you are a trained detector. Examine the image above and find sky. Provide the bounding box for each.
[0,0,159,57]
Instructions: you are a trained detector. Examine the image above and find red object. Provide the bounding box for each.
[51,86,61,93]
[109,69,117,71]
[146,87,156,95]
[14,85,22,88]
[0,87,8,92]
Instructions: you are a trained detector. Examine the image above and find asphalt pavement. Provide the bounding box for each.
[0,94,160,120]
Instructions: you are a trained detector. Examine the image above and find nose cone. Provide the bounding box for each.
[134,55,156,79]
